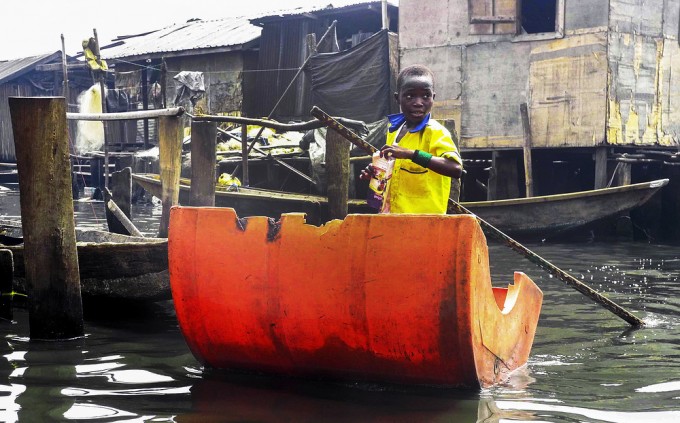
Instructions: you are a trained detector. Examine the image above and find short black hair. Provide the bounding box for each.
[397,64,435,91]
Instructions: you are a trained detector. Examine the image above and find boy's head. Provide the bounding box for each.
[395,65,435,126]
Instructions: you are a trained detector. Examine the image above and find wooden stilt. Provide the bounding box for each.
[326,129,350,220]
[158,115,182,238]
[594,147,608,189]
[190,121,217,207]
[9,96,84,339]
[488,151,519,200]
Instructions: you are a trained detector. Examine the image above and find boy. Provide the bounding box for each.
[360,64,463,214]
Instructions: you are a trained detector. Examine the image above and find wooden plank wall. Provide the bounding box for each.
[529,33,608,147]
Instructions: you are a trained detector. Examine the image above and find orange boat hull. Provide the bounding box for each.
[169,207,542,389]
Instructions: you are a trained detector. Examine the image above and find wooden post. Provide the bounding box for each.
[326,129,350,220]
[158,115,182,238]
[381,0,389,29]
[488,151,519,200]
[105,167,132,235]
[107,199,143,237]
[142,68,150,149]
[9,96,84,339]
[594,147,608,189]
[190,121,217,206]
[93,29,110,189]
[0,249,13,321]
[519,103,534,197]
[241,124,249,186]
[615,162,632,186]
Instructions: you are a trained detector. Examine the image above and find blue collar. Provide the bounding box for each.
[388,113,431,133]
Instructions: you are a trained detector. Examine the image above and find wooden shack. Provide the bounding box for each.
[99,16,261,148]
[0,52,90,162]
[399,0,680,239]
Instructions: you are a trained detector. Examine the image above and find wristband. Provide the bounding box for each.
[412,149,433,168]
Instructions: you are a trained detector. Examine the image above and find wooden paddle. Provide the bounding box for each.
[311,106,645,328]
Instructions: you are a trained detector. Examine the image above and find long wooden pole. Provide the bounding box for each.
[67,107,184,121]
[310,106,645,328]
[9,96,84,339]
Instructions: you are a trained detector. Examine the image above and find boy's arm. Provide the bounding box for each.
[377,144,463,179]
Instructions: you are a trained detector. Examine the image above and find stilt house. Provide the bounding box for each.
[398,0,680,239]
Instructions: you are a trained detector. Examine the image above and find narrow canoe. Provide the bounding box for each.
[134,173,668,237]
[169,207,543,388]
[0,221,169,301]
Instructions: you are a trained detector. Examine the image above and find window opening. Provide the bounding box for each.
[521,0,557,34]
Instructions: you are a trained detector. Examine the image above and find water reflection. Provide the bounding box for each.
[1,187,680,421]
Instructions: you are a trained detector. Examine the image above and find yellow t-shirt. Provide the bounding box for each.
[385,116,462,214]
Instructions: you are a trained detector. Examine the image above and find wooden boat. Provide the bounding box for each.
[169,207,543,388]
[132,173,372,225]
[0,221,169,301]
[134,173,669,237]
[461,178,669,237]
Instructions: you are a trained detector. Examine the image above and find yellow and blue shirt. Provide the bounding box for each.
[385,113,462,214]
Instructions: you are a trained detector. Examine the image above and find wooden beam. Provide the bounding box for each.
[9,96,84,339]
[470,16,516,24]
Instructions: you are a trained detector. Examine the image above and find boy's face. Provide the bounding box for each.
[395,74,435,126]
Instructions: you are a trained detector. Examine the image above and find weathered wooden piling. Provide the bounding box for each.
[190,121,217,207]
[0,249,13,321]
[326,129,350,220]
[9,96,83,339]
[105,167,133,235]
[158,115,183,238]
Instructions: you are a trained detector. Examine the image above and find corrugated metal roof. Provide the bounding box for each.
[251,0,398,23]
[0,51,62,85]
[101,16,261,61]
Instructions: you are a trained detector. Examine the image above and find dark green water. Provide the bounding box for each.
[1,189,679,422]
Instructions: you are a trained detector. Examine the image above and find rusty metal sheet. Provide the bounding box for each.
[659,40,680,146]
[607,31,674,146]
[529,32,608,148]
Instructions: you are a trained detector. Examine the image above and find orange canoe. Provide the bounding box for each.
[169,207,543,389]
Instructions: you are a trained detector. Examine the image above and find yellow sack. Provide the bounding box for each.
[218,173,241,187]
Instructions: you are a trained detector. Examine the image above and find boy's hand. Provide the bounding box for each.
[359,164,376,181]
[380,144,413,160]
